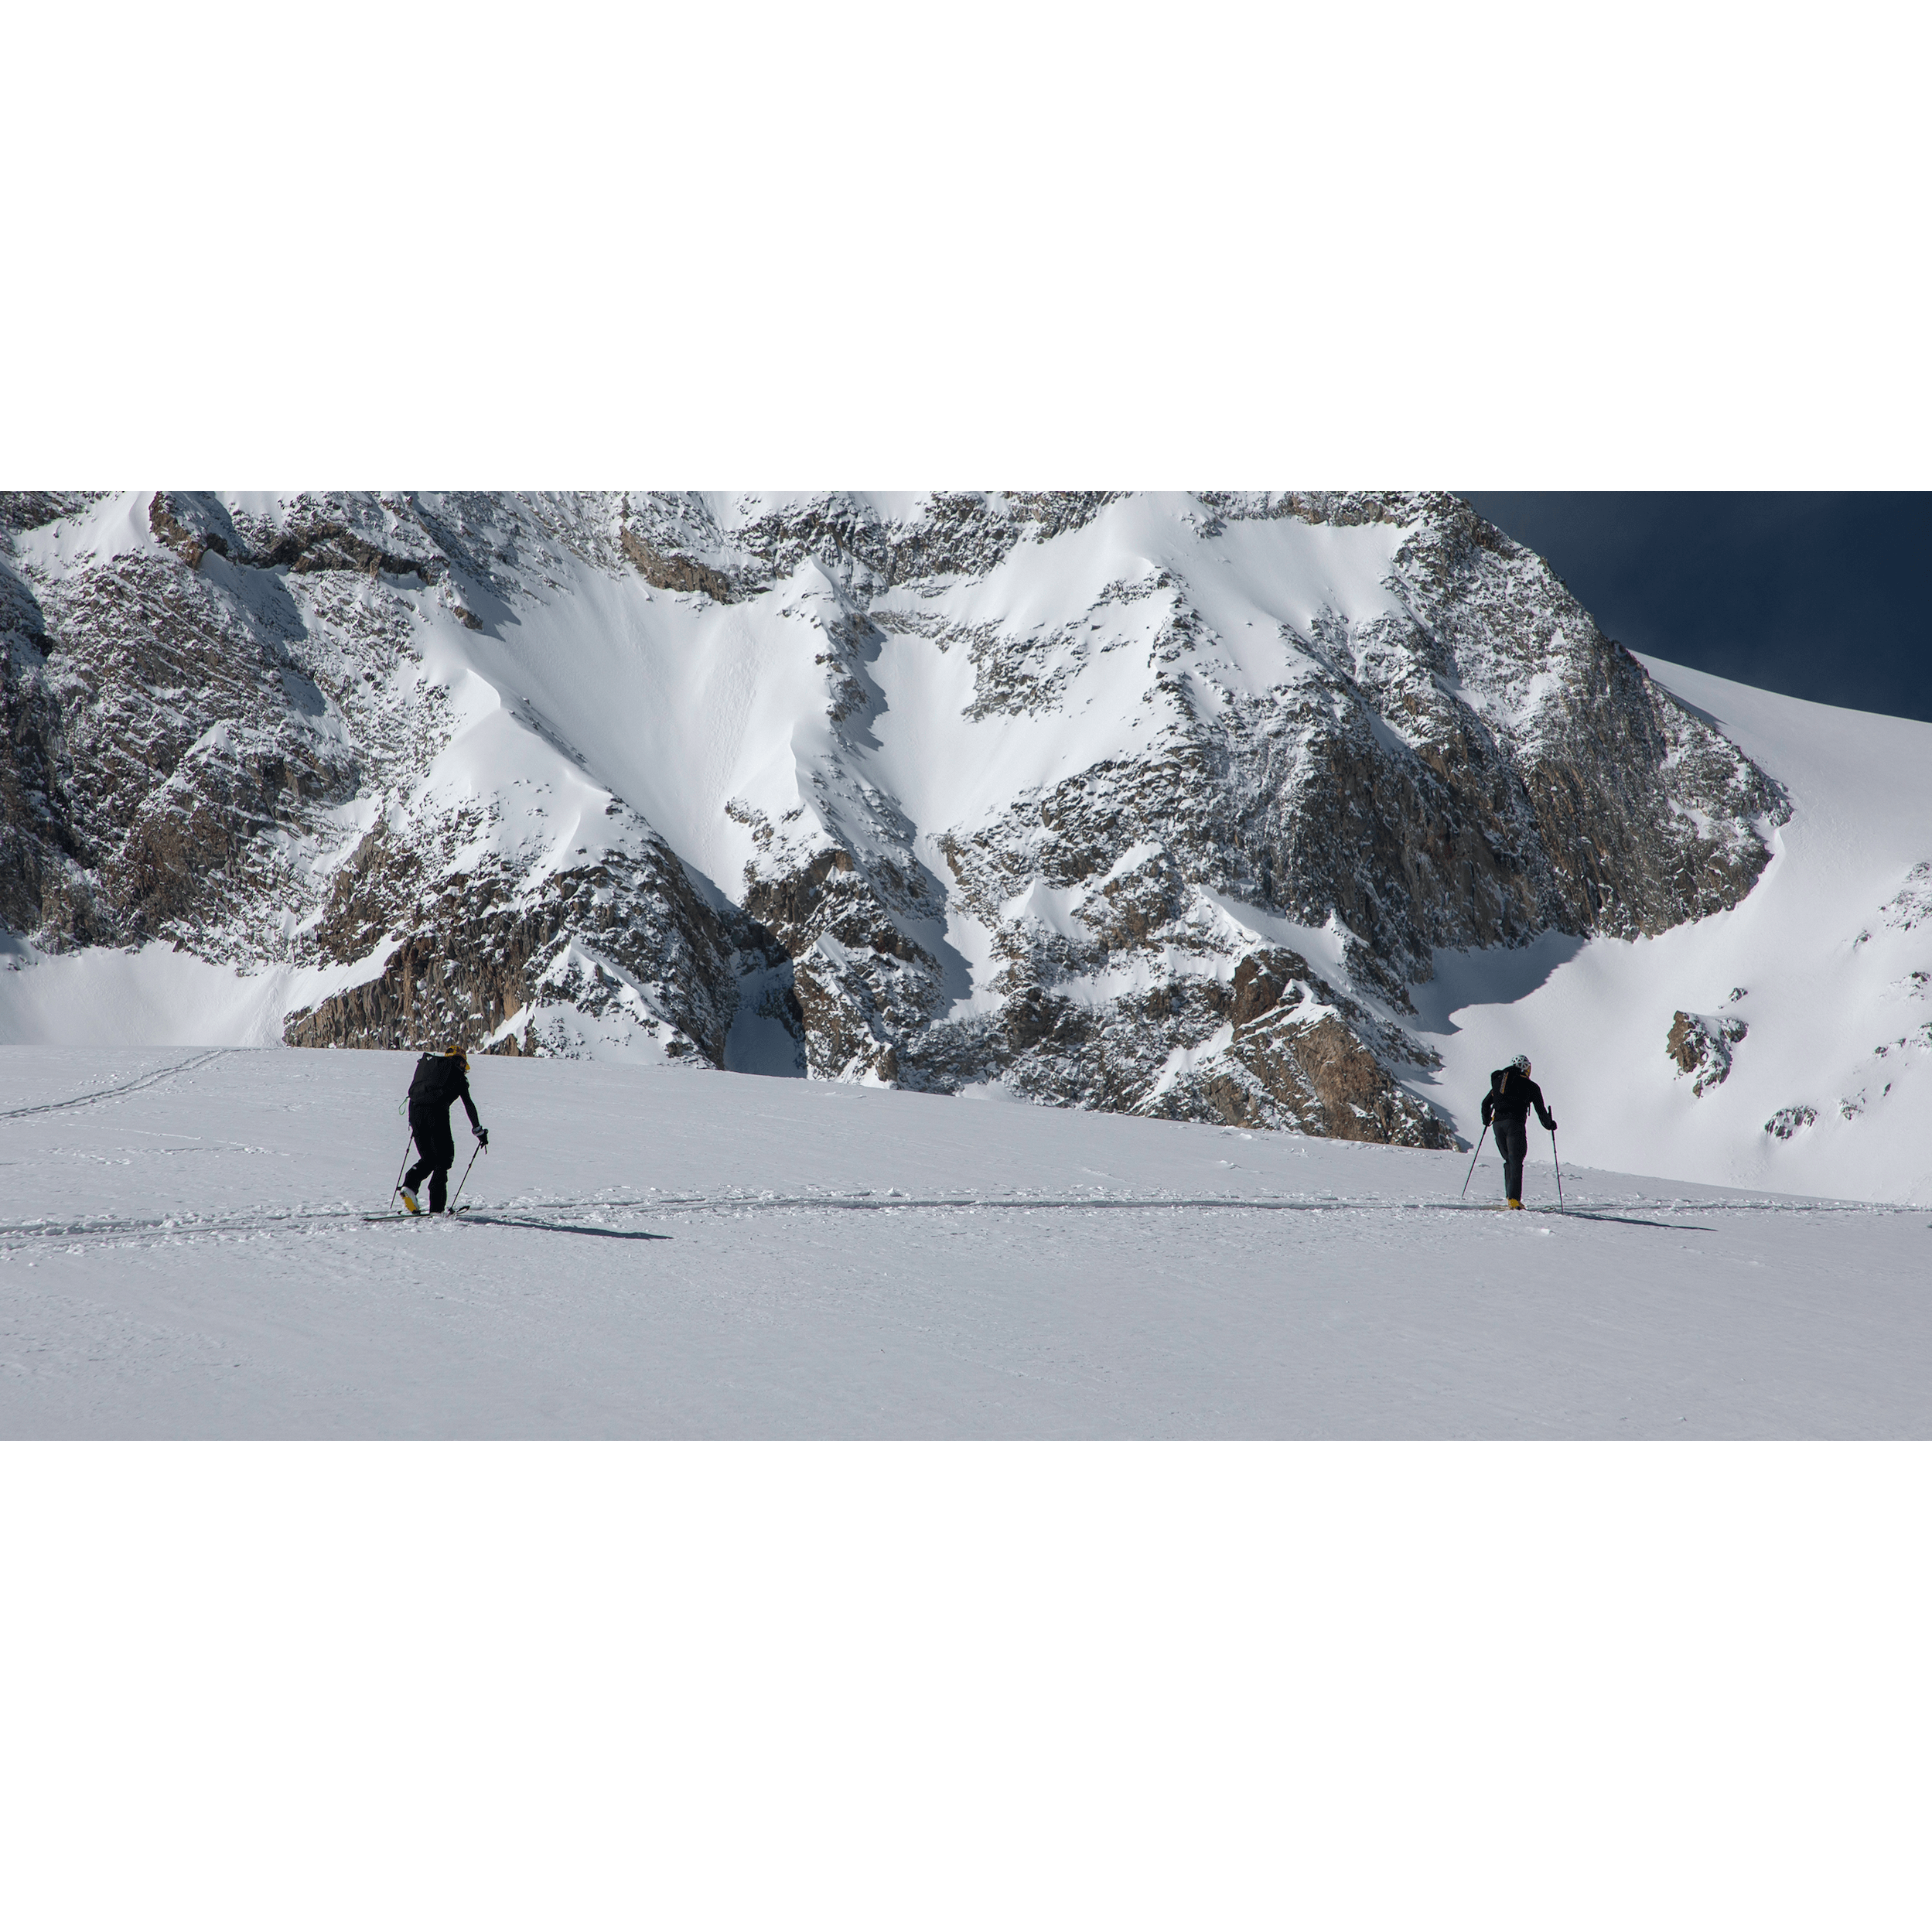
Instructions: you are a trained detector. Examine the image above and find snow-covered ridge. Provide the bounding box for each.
[5,489,1923,1200]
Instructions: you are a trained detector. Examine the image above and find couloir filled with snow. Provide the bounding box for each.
[1,1045,1926,1438]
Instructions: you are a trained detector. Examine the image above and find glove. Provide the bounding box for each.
[475,1126,490,1147]
[1547,1118,1558,1132]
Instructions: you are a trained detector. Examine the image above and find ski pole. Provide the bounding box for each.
[448,1137,484,1213]
[1460,1122,1490,1200]
[391,1125,414,1207]
[1551,1128,1564,1209]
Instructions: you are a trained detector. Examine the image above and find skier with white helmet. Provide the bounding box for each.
[1480,1053,1557,1210]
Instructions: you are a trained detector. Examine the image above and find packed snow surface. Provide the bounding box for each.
[2,1047,1924,1438]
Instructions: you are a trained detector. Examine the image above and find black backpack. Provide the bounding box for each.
[408,1052,461,1108]
[1485,1067,1522,1120]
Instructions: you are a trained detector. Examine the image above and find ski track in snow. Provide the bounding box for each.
[0,1050,229,1121]
[1,1047,1926,1439]
[0,1190,1903,1249]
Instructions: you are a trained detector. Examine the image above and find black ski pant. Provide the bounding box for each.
[1494,1116,1529,1202]
[404,1105,456,1212]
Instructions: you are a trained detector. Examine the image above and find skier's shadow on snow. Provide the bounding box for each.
[1555,1210,1712,1231]
[463,1214,671,1241]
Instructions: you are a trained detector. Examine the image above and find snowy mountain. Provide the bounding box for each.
[3,489,1925,1202]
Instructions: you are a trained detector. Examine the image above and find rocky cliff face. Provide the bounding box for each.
[0,490,1787,1144]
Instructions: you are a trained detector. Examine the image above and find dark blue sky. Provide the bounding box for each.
[1459,494,1932,725]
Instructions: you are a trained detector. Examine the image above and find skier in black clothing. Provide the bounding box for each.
[400,1048,488,1214]
[1480,1053,1556,1210]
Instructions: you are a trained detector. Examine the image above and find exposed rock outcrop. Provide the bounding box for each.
[1145,948,1448,1144]
[1,534,360,957]
[620,525,736,602]
[1667,1009,1748,1097]
[281,831,780,1062]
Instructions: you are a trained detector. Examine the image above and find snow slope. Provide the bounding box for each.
[2,1046,1926,1438]
[1415,657,1932,1204]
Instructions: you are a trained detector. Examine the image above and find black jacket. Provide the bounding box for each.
[1482,1067,1555,1132]
[409,1053,483,1133]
